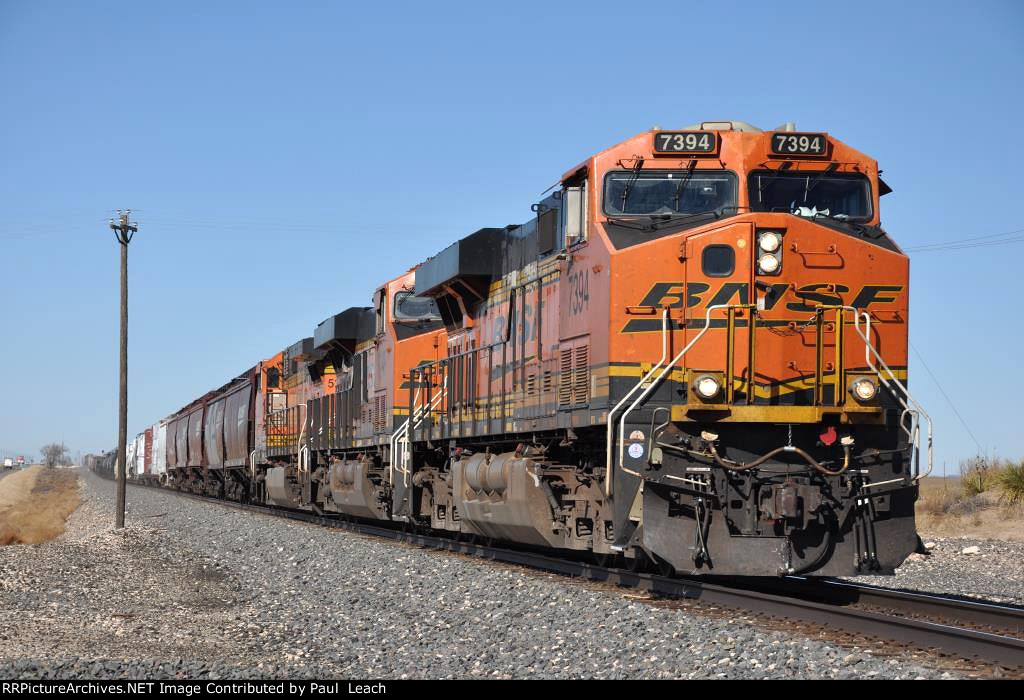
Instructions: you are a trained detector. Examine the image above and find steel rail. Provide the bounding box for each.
[785,576,1024,634]
[119,477,1024,668]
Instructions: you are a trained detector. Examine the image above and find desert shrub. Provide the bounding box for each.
[960,456,1003,496]
[998,462,1024,506]
[961,468,994,496]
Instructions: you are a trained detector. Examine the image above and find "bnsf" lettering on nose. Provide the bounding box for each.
[622,282,904,333]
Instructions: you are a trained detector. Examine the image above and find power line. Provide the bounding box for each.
[10,211,1024,254]
[910,341,985,457]
[908,237,1024,253]
[0,215,457,240]
[906,227,1024,253]
[911,226,1024,248]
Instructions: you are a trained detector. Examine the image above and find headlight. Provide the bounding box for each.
[850,377,878,402]
[759,231,782,252]
[758,254,780,274]
[694,375,721,400]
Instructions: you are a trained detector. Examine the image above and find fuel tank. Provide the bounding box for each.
[452,452,562,548]
[328,458,389,520]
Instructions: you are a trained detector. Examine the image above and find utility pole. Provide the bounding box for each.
[110,210,137,529]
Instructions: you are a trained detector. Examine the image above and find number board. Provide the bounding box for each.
[654,131,718,155]
[771,132,828,156]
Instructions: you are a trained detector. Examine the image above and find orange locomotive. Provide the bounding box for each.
[151,120,929,577]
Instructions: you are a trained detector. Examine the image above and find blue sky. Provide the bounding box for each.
[0,1,1021,472]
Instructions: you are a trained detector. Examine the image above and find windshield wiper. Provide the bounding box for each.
[672,160,698,210]
[603,215,652,231]
[756,168,791,200]
[805,163,839,194]
[648,209,721,230]
[605,209,721,232]
[617,158,645,212]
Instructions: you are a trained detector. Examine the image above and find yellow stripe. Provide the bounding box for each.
[608,365,907,400]
[607,365,688,381]
[672,404,885,424]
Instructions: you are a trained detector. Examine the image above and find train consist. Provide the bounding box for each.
[90,121,931,577]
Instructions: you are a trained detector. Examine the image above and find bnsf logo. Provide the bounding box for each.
[622,282,902,333]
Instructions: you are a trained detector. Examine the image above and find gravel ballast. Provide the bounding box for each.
[850,537,1024,606]
[1,470,1010,679]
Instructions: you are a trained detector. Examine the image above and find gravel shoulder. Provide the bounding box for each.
[849,536,1024,606]
[0,471,987,679]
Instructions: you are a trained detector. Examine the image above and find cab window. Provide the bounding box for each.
[702,245,735,277]
[603,170,737,217]
[393,291,442,321]
[749,171,872,221]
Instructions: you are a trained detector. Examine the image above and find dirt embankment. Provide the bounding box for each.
[0,467,82,545]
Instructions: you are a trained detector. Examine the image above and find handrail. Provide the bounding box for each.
[408,385,448,467]
[296,402,308,455]
[391,387,422,483]
[605,309,669,497]
[616,305,734,489]
[848,308,933,481]
[388,383,422,486]
[725,304,758,405]
[391,372,448,488]
[605,302,929,496]
[608,305,735,497]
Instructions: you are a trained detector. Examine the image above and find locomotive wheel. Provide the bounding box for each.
[628,548,650,573]
[654,554,676,578]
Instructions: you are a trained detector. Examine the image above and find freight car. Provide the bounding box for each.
[84,450,117,479]
[121,120,931,577]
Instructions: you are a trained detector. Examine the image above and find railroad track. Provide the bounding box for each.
[116,475,1024,669]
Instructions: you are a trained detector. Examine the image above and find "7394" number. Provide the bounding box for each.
[771,132,827,155]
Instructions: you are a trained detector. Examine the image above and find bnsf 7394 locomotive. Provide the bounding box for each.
[115,120,931,577]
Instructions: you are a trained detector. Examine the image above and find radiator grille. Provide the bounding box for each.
[558,343,590,408]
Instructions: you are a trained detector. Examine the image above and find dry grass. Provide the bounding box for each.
[917,475,1024,540]
[914,456,1024,540]
[0,466,82,545]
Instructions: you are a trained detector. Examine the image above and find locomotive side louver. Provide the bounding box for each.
[559,342,591,408]
[559,349,573,407]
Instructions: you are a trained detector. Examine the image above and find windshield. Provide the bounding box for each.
[749,171,872,220]
[603,170,737,217]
